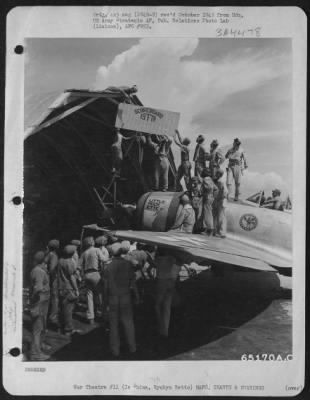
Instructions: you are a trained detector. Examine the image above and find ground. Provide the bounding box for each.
[22,273,292,361]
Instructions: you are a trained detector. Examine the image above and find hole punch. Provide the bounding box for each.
[12,196,22,205]
[9,347,21,357]
[14,45,24,54]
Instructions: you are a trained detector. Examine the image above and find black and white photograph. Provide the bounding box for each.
[3,6,306,396]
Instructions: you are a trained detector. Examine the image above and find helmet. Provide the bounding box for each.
[63,245,77,257]
[34,251,46,264]
[196,134,205,144]
[121,240,131,254]
[48,239,60,251]
[95,235,108,247]
[83,236,94,249]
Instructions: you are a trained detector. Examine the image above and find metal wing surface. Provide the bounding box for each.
[113,230,280,272]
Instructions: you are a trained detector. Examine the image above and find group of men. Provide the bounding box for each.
[170,133,248,237]
[29,235,185,360]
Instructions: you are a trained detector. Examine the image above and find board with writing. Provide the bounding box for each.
[115,103,180,136]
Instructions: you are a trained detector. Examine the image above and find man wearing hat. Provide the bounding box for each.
[57,245,80,335]
[209,139,225,180]
[45,239,60,326]
[225,138,248,201]
[213,169,228,238]
[262,189,284,210]
[103,242,139,357]
[29,251,51,361]
[79,236,108,324]
[193,134,209,176]
[174,129,192,191]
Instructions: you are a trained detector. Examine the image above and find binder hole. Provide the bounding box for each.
[9,347,21,357]
[12,196,22,205]
[14,45,24,54]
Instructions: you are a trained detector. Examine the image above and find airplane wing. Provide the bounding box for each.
[113,230,279,273]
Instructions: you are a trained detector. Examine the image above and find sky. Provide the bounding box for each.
[25,37,292,197]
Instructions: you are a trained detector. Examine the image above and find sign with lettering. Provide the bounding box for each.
[115,103,180,136]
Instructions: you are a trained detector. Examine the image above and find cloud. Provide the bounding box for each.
[94,38,290,139]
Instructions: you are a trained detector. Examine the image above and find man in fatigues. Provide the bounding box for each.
[209,139,225,180]
[225,138,248,201]
[170,194,196,233]
[201,168,219,235]
[212,169,228,238]
[29,251,51,361]
[146,134,172,191]
[79,236,108,324]
[104,243,139,357]
[193,134,209,176]
[57,245,80,336]
[45,239,60,326]
[153,248,182,341]
[174,129,192,191]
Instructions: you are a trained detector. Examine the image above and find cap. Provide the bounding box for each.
[95,235,108,246]
[182,137,191,146]
[233,138,241,145]
[196,134,205,144]
[71,239,81,247]
[34,251,46,264]
[64,245,77,257]
[48,239,60,250]
[83,236,94,249]
[110,242,122,257]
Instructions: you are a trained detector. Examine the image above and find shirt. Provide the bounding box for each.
[154,255,181,280]
[214,179,228,206]
[193,144,209,163]
[104,257,135,296]
[201,177,218,199]
[171,204,195,233]
[79,247,107,273]
[57,258,76,291]
[209,146,225,169]
[225,146,247,167]
[181,146,190,162]
[30,263,50,302]
[45,251,58,280]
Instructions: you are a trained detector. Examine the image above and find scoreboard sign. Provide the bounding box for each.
[115,103,180,136]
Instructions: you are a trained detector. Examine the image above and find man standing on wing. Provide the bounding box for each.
[209,139,225,180]
[213,169,228,238]
[193,134,209,176]
[174,129,192,192]
[225,138,248,201]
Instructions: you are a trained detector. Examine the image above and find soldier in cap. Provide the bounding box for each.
[212,169,228,238]
[146,134,172,191]
[79,236,108,324]
[29,251,51,361]
[174,129,192,192]
[225,138,248,201]
[193,134,210,176]
[57,245,80,336]
[103,242,139,357]
[170,194,195,233]
[209,139,225,180]
[262,189,284,210]
[45,239,60,326]
[200,168,219,235]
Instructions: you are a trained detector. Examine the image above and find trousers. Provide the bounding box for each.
[48,279,59,323]
[213,202,227,236]
[154,279,176,337]
[202,197,214,231]
[59,291,76,333]
[85,271,103,320]
[154,156,169,191]
[176,161,192,191]
[108,293,136,356]
[227,164,241,199]
[30,299,49,359]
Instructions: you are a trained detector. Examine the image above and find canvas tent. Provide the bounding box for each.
[24,86,177,255]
